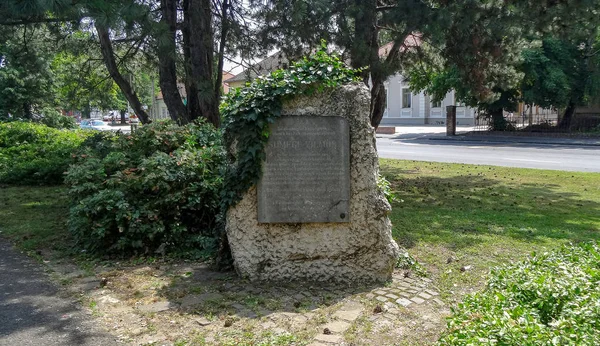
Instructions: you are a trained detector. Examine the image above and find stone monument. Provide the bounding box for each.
[225,84,401,283]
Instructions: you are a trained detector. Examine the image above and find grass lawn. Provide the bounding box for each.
[2,161,599,345]
[380,159,600,304]
[2,160,599,307]
[0,185,71,257]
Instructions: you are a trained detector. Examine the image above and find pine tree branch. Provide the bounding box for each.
[0,17,78,26]
[376,5,397,12]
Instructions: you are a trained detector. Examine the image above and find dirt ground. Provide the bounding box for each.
[48,259,450,346]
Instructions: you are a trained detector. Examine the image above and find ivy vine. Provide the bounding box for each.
[219,43,361,213]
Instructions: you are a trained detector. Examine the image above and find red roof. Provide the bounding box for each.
[378,33,422,58]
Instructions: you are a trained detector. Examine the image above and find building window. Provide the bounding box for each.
[402,88,412,108]
[432,100,442,108]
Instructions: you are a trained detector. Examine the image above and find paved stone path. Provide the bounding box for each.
[50,260,447,345]
[0,240,118,346]
[306,273,443,345]
[370,271,443,308]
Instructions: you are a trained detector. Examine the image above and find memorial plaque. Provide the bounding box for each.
[258,116,350,223]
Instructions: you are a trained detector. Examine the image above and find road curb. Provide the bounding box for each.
[428,136,600,147]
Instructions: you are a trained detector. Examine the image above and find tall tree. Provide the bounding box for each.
[399,0,600,130]
[1,0,242,127]
[248,0,600,129]
[248,0,433,128]
[0,25,57,118]
[521,34,600,129]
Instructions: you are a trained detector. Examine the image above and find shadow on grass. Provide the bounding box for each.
[382,167,600,251]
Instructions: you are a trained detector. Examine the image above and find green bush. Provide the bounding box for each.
[65,120,225,257]
[439,243,600,345]
[38,107,77,129]
[0,121,91,185]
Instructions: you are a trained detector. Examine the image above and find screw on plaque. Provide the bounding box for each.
[340,213,346,219]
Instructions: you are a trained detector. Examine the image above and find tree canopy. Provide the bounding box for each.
[247,0,600,128]
[2,0,600,129]
[1,0,248,126]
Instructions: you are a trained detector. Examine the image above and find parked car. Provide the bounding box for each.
[102,114,112,122]
[80,120,113,131]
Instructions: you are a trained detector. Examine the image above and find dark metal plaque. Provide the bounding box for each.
[257,116,350,223]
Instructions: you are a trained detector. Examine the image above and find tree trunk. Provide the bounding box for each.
[95,24,151,125]
[83,103,91,119]
[558,100,576,129]
[349,0,384,128]
[370,79,387,128]
[490,108,507,131]
[182,0,202,125]
[23,103,32,119]
[120,109,127,124]
[158,0,189,125]
[185,0,220,127]
[214,0,230,102]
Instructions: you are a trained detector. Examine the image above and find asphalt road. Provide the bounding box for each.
[0,240,118,346]
[376,133,600,172]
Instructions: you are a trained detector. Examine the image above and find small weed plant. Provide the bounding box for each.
[377,174,398,204]
[439,242,600,345]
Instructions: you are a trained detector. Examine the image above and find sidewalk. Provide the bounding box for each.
[430,133,600,147]
[0,240,118,346]
[376,126,600,147]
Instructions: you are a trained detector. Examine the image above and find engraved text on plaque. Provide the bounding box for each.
[257,116,350,223]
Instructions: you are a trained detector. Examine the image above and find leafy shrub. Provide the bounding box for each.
[0,121,91,185]
[65,120,225,257]
[439,243,600,345]
[395,252,427,277]
[37,107,77,129]
[0,108,76,129]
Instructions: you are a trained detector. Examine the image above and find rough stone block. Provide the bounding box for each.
[333,309,362,322]
[323,321,351,333]
[395,298,412,307]
[314,334,344,344]
[410,297,425,305]
[418,292,432,300]
[226,85,401,283]
[137,301,176,313]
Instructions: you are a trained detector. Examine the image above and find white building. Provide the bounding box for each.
[380,74,477,126]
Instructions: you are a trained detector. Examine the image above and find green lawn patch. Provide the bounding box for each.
[2,159,600,307]
[0,185,70,255]
[380,159,600,303]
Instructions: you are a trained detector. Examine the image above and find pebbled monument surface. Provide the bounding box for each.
[225,84,401,283]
